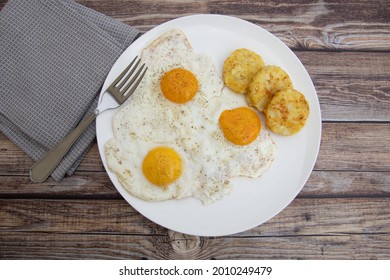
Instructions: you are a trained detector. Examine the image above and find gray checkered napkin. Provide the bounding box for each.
[0,0,140,181]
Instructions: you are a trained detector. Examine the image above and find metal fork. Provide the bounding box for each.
[30,56,147,183]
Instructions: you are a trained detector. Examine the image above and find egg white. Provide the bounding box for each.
[105,29,277,205]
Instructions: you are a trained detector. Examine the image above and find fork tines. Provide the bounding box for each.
[108,56,147,103]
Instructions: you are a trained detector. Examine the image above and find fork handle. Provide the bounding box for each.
[30,112,96,183]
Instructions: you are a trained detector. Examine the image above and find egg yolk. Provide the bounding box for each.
[160,68,198,104]
[142,147,182,188]
[219,107,261,145]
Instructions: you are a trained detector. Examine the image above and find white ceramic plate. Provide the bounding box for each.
[96,14,321,236]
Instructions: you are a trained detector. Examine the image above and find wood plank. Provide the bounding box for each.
[80,0,390,51]
[2,123,389,174]
[1,0,388,51]
[1,170,389,198]
[1,232,389,259]
[316,123,390,171]
[0,171,121,199]
[302,171,390,197]
[296,52,390,122]
[1,198,389,237]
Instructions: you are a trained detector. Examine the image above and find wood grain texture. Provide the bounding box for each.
[303,171,390,197]
[1,0,389,51]
[1,197,390,259]
[1,232,389,259]
[316,123,390,171]
[296,52,390,121]
[1,198,389,237]
[79,0,390,51]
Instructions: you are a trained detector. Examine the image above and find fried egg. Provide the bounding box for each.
[105,139,196,201]
[105,29,277,205]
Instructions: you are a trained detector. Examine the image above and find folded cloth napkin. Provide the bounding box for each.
[0,0,140,181]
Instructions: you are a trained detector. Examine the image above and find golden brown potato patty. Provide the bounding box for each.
[247,65,293,112]
[264,88,310,136]
[223,48,264,94]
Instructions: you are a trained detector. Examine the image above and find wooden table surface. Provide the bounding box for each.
[1,0,389,260]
